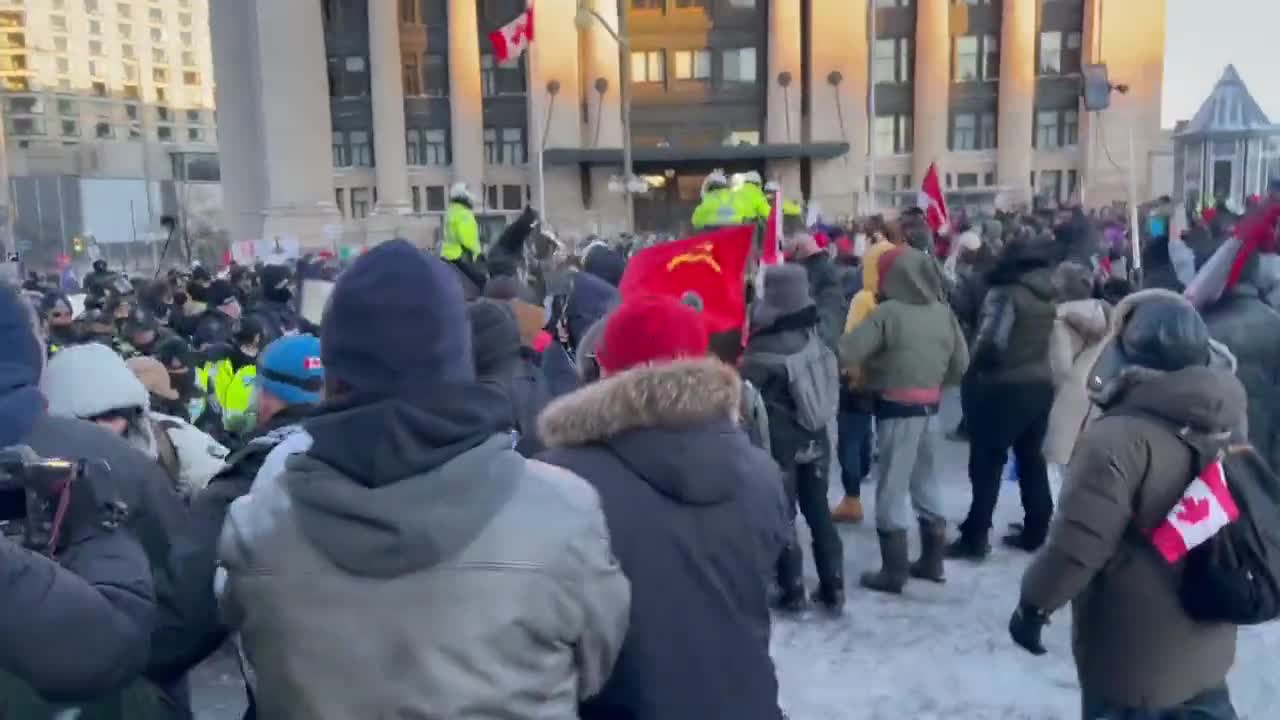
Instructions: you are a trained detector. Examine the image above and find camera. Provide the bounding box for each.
[0,446,125,553]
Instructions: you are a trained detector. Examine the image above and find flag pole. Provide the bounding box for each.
[528,2,547,226]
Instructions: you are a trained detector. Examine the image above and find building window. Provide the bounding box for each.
[424,129,448,164]
[157,106,171,122]
[179,12,191,27]
[56,57,70,74]
[983,172,996,186]
[183,71,200,85]
[121,43,134,59]
[58,98,75,115]
[674,0,706,7]
[188,127,203,142]
[350,130,372,166]
[873,37,911,84]
[6,117,43,135]
[0,32,23,50]
[186,109,201,123]
[125,103,138,120]
[153,47,166,63]
[1066,169,1078,199]
[155,86,167,102]
[951,113,977,150]
[722,47,757,84]
[1039,169,1064,201]
[88,40,103,56]
[123,83,140,99]
[631,0,662,9]
[406,129,420,164]
[88,18,101,35]
[329,55,370,97]
[95,121,113,139]
[1040,31,1081,75]
[411,186,422,212]
[954,36,979,81]
[84,0,100,12]
[1063,110,1079,146]
[153,67,168,83]
[334,188,345,217]
[402,52,420,96]
[350,189,372,219]
[484,127,526,165]
[501,184,523,210]
[979,111,997,148]
[630,50,664,84]
[333,131,350,167]
[873,114,912,155]
[182,50,195,66]
[423,53,448,96]
[150,26,163,42]
[481,53,526,96]
[117,2,130,17]
[92,81,107,97]
[53,36,68,52]
[148,7,163,23]
[956,173,979,188]
[1035,109,1077,148]
[874,0,912,6]
[123,62,137,80]
[51,15,67,31]
[1063,31,1082,74]
[61,119,78,137]
[673,49,711,80]
[425,185,446,211]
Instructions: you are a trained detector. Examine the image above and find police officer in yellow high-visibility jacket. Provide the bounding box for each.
[442,182,482,262]
[211,317,265,434]
[691,170,743,230]
[732,171,772,224]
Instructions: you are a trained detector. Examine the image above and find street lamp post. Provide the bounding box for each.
[575,0,635,234]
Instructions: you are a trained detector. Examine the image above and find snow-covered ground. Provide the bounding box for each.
[773,398,1280,720]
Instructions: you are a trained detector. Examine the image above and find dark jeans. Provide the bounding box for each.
[777,436,844,590]
[959,379,1055,542]
[1083,685,1237,720]
[836,410,873,498]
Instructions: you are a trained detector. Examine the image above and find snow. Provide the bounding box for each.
[772,398,1280,720]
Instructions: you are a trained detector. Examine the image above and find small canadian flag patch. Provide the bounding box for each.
[1150,460,1240,563]
[303,357,323,371]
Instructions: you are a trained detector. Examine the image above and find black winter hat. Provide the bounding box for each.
[467,300,521,377]
[322,239,473,396]
[123,306,159,335]
[206,279,237,308]
[583,244,627,288]
[1120,297,1210,372]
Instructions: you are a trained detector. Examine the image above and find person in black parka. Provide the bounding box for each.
[538,296,788,720]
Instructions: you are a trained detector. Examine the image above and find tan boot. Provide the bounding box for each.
[831,496,865,524]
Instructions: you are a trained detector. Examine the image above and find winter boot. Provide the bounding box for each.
[1002,531,1045,553]
[860,530,910,595]
[945,531,992,561]
[831,496,865,524]
[772,584,809,614]
[909,520,948,584]
[811,581,846,616]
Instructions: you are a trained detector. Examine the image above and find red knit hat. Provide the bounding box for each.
[596,296,709,375]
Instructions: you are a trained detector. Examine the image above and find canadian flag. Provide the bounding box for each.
[488,6,535,65]
[1149,460,1240,564]
[917,162,951,236]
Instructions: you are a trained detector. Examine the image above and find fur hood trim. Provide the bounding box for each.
[538,357,741,448]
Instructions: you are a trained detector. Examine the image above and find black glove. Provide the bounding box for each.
[1008,603,1050,656]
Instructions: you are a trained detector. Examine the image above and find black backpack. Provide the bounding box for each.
[1121,410,1280,624]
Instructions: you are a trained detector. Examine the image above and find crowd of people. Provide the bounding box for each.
[1,177,1279,720]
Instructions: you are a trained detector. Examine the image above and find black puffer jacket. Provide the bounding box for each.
[798,252,845,351]
[1203,282,1280,473]
[741,306,824,466]
[970,255,1057,384]
[537,358,788,720]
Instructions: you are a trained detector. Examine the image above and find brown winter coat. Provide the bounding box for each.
[1021,365,1245,709]
[1043,299,1111,465]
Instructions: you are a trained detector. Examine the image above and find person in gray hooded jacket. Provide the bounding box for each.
[217,240,631,720]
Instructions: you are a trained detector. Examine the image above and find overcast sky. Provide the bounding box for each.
[1163,0,1280,127]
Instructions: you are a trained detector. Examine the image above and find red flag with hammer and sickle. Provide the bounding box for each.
[618,225,754,335]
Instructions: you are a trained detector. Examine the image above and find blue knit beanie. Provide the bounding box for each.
[321,239,474,396]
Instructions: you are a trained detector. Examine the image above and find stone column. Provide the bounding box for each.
[997,0,1035,205]
[252,0,340,216]
[808,0,868,216]
[912,0,950,182]
[767,0,803,145]
[448,0,485,195]
[368,0,411,213]
[528,0,584,222]
[581,0,622,149]
[209,0,268,243]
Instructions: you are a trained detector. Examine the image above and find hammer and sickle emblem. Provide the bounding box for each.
[665,242,722,273]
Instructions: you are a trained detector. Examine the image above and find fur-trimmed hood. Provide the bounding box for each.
[540,358,740,447]
[538,358,747,506]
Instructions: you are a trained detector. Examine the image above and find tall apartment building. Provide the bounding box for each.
[0,0,219,267]
[212,0,1167,247]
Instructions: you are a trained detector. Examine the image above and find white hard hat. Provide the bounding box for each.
[448,182,473,203]
[763,180,780,193]
[742,171,762,186]
[701,169,729,198]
